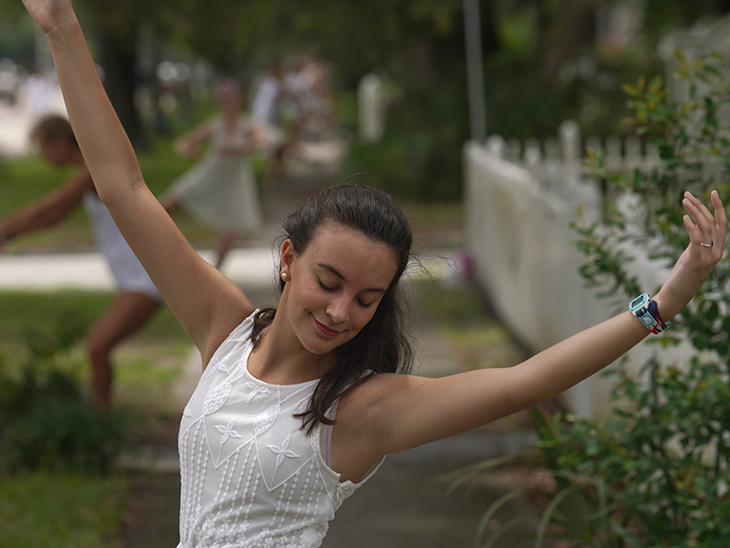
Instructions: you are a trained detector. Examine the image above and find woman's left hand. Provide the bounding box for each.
[655,190,727,319]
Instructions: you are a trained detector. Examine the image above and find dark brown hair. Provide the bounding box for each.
[29,115,78,149]
[252,184,414,432]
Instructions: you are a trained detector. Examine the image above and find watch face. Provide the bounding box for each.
[630,294,649,311]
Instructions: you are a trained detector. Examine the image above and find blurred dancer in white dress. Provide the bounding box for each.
[162,79,268,268]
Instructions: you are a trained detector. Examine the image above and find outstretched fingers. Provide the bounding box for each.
[682,190,726,263]
[711,190,728,248]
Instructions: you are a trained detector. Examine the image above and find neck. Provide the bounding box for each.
[248,313,336,385]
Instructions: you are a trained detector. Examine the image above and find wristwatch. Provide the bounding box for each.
[629,293,669,334]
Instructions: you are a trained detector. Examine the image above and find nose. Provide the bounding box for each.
[326,294,350,324]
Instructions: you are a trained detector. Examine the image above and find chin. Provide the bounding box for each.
[301,331,354,357]
[304,336,343,356]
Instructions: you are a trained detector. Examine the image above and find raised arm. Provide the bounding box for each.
[0,166,92,243]
[174,123,214,158]
[351,191,727,457]
[21,0,255,363]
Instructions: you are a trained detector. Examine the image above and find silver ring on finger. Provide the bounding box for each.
[700,239,715,248]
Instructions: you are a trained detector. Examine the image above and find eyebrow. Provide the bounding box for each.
[317,263,387,293]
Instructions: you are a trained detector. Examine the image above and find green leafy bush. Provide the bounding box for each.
[466,52,730,547]
[0,312,127,475]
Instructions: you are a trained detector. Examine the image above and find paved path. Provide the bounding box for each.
[0,247,457,291]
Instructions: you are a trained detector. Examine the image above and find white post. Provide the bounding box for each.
[358,74,385,143]
[625,135,643,170]
[485,134,505,158]
[605,135,623,170]
[559,120,581,166]
[506,138,522,163]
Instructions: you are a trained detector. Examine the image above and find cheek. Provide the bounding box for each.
[288,277,325,315]
[349,304,380,335]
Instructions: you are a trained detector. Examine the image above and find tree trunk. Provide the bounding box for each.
[95,28,143,147]
[540,0,596,82]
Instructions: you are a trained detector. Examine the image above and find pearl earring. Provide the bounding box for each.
[281,272,288,281]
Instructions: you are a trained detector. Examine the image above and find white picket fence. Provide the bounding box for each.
[484,120,660,193]
[465,124,693,418]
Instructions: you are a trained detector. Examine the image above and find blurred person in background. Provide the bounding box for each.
[265,55,338,185]
[0,115,163,408]
[250,63,283,128]
[161,78,269,268]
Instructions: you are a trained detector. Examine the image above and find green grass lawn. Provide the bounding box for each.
[0,472,129,548]
[0,290,190,546]
[0,289,191,435]
[417,278,527,372]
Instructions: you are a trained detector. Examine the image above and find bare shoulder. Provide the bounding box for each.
[330,373,421,479]
[201,287,257,367]
[342,372,419,407]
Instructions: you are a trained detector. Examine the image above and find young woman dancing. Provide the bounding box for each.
[20,0,727,546]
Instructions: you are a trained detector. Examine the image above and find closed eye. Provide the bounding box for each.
[318,280,336,292]
[320,279,374,308]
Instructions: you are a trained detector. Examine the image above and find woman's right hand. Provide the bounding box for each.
[21,0,77,35]
[174,138,198,158]
[654,190,727,320]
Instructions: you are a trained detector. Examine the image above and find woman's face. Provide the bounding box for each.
[281,221,400,356]
[217,89,243,116]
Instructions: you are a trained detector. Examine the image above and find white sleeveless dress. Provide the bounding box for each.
[167,117,263,235]
[177,312,383,547]
[82,192,161,301]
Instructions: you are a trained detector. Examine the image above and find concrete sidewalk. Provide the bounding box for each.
[0,247,457,291]
[0,247,277,291]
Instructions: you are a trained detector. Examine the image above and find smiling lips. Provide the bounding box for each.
[313,316,340,336]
